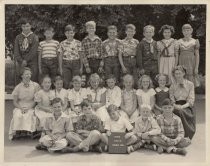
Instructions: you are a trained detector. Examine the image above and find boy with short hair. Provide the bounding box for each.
[119,24,139,80]
[136,25,158,81]
[81,21,104,76]
[102,25,123,82]
[151,98,191,156]
[14,18,39,82]
[38,27,59,79]
[36,97,73,153]
[127,104,161,153]
[101,104,137,151]
[58,24,83,89]
[62,100,103,153]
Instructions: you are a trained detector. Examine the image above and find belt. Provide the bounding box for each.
[42,57,57,60]
[104,56,118,59]
[63,59,80,62]
[123,56,135,58]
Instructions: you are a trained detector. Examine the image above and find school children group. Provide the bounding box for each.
[9,19,199,156]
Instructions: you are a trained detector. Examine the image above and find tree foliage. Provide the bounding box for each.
[5,4,206,74]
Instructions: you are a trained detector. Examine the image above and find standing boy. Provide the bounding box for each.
[119,24,139,82]
[14,19,39,82]
[81,21,104,76]
[102,25,123,82]
[136,25,158,82]
[36,97,73,153]
[58,24,83,88]
[151,98,190,155]
[38,27,59,79]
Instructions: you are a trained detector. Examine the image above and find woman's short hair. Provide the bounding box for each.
[172,65,187,77]
[19,67,32,78]
[158,24,175,35]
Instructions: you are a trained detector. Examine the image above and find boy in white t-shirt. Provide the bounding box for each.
[100,104,137,151]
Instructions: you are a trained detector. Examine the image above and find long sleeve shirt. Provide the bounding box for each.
[14,33,39,64]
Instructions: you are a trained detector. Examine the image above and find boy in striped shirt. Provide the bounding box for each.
[38,27,59,79]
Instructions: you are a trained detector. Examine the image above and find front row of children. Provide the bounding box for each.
[37,97,190,156]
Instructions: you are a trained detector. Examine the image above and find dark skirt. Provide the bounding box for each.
[174,100,196,140]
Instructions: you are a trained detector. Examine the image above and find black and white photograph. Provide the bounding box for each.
[2,0,209,165]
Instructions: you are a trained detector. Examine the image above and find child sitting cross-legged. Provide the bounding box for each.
[151,98,191,156]
[127,104,161,153]
[101,104,137,152]
[35,97,73,153]
[61,100,104,153]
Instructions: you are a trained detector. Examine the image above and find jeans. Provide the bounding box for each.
[63,59,81,89]
[41,58,58,79]
[104,57,120,81]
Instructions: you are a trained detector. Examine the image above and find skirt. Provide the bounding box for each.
[159,57,175,84]
[174,100,196,139]
[9,108,37,140]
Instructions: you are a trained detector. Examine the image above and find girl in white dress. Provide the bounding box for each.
[120,74,139,124]
[86,73,108,122]
[52,75,69,116]
[34,75,54,129]
[9,67,40,140]
[136,75,156,113]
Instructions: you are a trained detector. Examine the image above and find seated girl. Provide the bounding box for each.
[120,74,139,124]
[34,75,54,129]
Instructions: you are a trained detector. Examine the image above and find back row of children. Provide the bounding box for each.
[14,20,200,88]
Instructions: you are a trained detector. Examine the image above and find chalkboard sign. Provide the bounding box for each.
[108,132,127,154]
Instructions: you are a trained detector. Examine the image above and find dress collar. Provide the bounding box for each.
[85,35,100,41]
[155,87,169,92]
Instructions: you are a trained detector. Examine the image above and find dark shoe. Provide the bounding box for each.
[61,147,75,153]
[31,131,42,139]
[144,144,157,151]
[174,148,187,156]
[35,144,47,151]
[91,145,103,153]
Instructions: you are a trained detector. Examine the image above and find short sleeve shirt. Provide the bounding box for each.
[38,39,59,58]
[34,89,54,107]
[102,39,123,57]
[58,39,82,61]
[105,116,133,132]
[12,81,40,108]
[68,88,87,105]
[121,38,139,56]
[51,88,68,103]
[136,88,156,106]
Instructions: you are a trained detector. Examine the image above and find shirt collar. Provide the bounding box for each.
[64,39,75,44]
[22,32,33,38]
[155,87,169,92]
[85,35,100,41]
[143,38,153,43]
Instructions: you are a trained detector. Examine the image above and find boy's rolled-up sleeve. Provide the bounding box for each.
[148,118,161,136]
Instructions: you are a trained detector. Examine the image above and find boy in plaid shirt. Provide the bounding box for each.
[62,100,103,153]
[81,21,104,76]
[151,98,191,155]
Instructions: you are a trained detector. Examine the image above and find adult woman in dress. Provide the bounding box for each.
[9,67,40,140]
[169,65,195,139]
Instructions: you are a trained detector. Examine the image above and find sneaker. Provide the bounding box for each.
[174,148,187,156]
[127,146,134,154]
[48,149,54,153]
[157,146,164,154]
[31,131,42,139]
[35,144,47,151]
